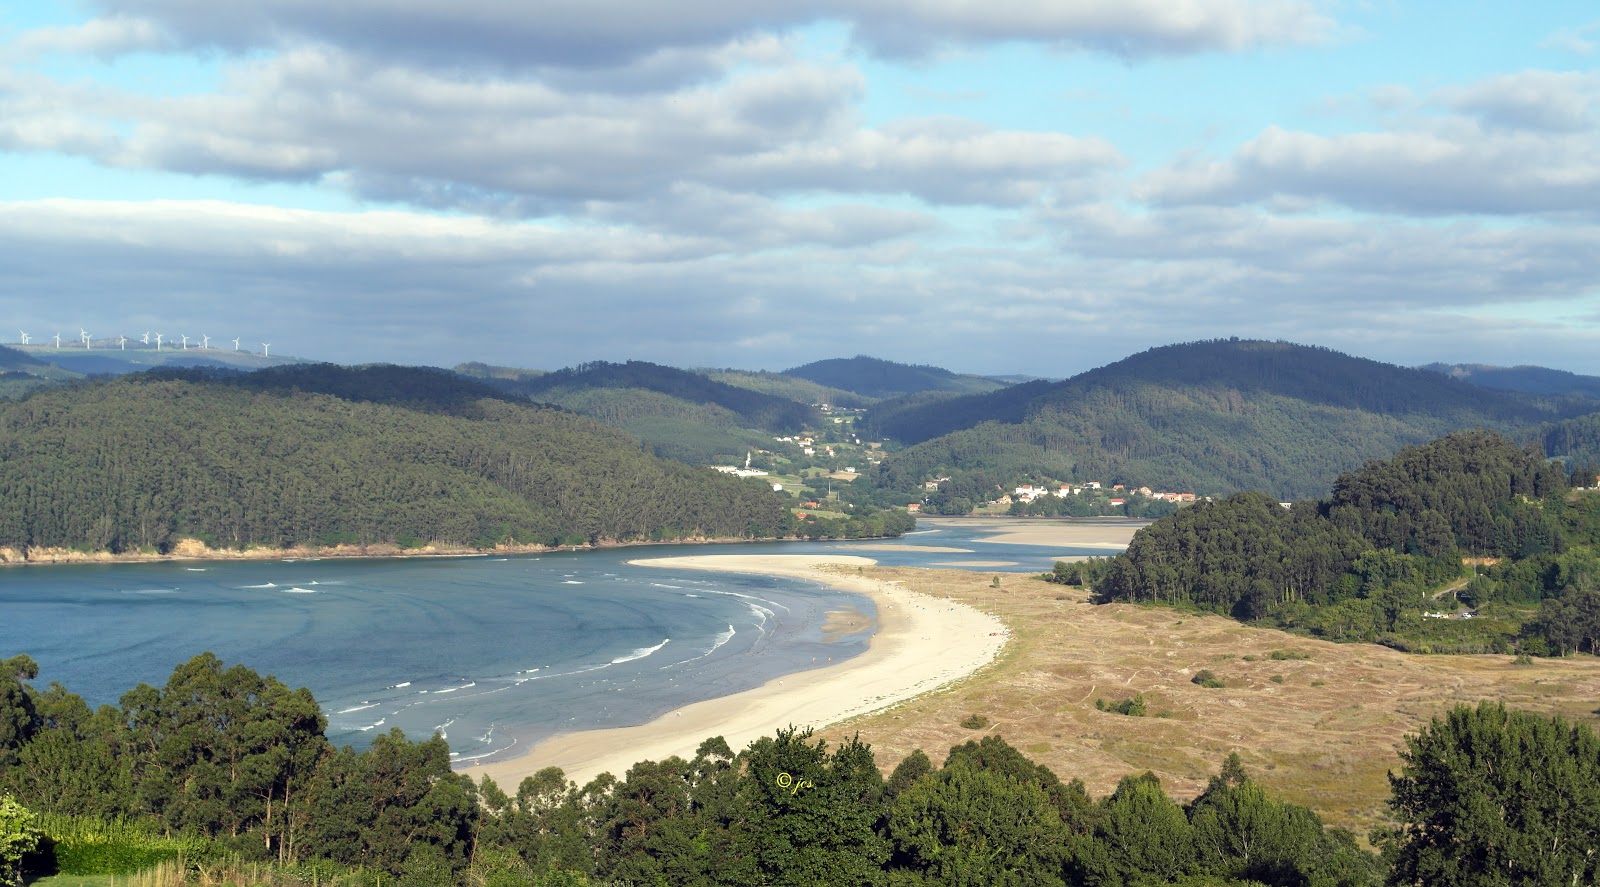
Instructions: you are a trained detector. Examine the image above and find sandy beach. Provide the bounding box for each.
[467,553,1007,790]
[918,516,1148,549]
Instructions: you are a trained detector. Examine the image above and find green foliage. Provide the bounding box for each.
[959,714,989,730]
[887,759,1067,886]
[32,812,212,875]
[1381,702,1600,885]
[1096,694,1149,717]
[0,796,42,887]
[1097,430,1600,655]
[1266,650,1309,660]
[1192,670,1226,689]
[869,340,1572,501]
[0,365,796,553]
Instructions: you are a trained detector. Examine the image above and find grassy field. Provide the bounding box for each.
[817,566,1600,838]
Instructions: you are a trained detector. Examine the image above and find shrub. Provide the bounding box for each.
[959,713,989,730]
[1095,694,1148,717]
[1269,649,1310,660]
[1270,674,1285,684]
[1191,670,1225,689]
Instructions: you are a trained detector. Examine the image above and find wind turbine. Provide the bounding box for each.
[180,334,189,350]
[80,328,91,349]
[154,333,163,351]
[18,332,28,345]
[118,335,126,350]
[261,342,271,358]
[53,333,61,350]
[141,331,150,345]
[201,334,210,349]
[232,337,240,351]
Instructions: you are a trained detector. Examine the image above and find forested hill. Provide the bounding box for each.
[868,339,1587,500]
[0,366,795,555]
[457,359,817,464]
[784,356,1009,399]
[1420,362,1600,400]
[1089,431,1599,654]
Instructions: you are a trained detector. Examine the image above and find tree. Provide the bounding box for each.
[886,759,1066,886]
[1073,772,1195,885]
[728,727,889,886]
[1382,702,1600,885]
[0,657,38,769]
[0,795,41,887]
[119,652,329,855]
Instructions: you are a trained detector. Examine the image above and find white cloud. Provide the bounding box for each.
[86,0,1331,66]
[1137,70,1600,216]
[0,44,1119,212]
[1541,21,1599,57]
[7,16,170,60]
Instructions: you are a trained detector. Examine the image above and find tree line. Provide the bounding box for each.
[1083,431,1600,654]
[0,652,1386,885]
[6,653,1597,884]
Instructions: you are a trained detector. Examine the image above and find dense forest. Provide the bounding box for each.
[867,340,1600,502]
[0,365,810,555]
[1080,431,1600,655]
[1419,362,1600,400]
[455,360,817,466]
[783,356,1008,400]
[5,654,1596,885]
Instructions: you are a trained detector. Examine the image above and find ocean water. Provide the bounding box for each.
[0,521,1119,763]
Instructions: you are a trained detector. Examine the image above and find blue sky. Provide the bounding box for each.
[2,1,1597,376]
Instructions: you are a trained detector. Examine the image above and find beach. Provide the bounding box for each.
[468,553,1008,790]
[916,516,1146,555]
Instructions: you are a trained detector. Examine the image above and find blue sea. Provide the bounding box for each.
[0,519,1126,764]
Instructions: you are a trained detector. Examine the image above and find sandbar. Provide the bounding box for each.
[918,517,1147,549]
[845,543,972,553]
[466,553,1006,790]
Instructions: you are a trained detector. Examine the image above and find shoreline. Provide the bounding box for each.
[463,554,1008,790]
[0,533,852,570]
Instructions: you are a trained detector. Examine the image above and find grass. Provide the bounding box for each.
[817,566,1600,840]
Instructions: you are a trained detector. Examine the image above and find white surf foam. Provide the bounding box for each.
[610,638,670,664]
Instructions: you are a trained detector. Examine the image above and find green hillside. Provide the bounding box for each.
[704,367,875,409]
[1420,362,1600,400]
[784,355,1008,399]
[0,365,794,554]
[869,340,1587,501]
[464,360,818,464]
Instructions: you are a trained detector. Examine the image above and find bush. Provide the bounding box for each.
[1095,694,1148,717]
[1268,649,1311,660]
[1191,670,1225,689]
[1270,674,1285,684]
[959,713,989,730]
[33,814,213,876]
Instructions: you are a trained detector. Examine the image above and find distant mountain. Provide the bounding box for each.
[0,344,81,398]
[869,339,1591,501]
[1419,362,1600,400]
[783,356,1008,399]
[464,360,818,464]
[8,342,307,376]
[0,364,794,555]
[703,368,875,409]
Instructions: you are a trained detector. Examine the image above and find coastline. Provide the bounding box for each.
[0,533,817,569]
[464,553,1008,790]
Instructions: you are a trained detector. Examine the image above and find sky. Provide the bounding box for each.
[1,1,1597,377]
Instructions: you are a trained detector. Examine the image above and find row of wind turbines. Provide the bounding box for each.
[17,329,272,357]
